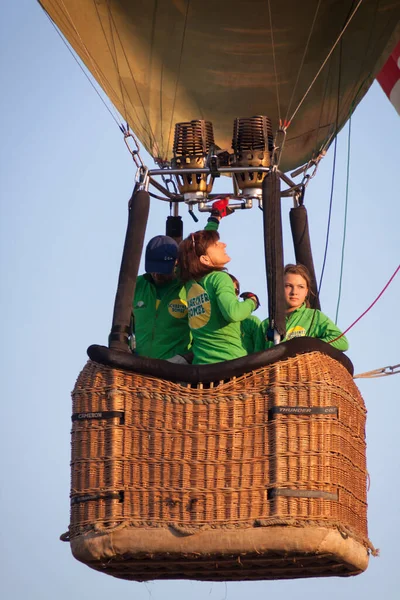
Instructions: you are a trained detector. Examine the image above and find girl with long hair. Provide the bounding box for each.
[178,229,259,364]
[257,263,348,351]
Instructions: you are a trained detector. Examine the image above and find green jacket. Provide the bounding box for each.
[131,218,219,359]
[132,274,190,359]
[256,303,349,352]
[241,315,262,354]
[186,271,256,364]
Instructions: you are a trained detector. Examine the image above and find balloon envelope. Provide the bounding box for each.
[39,0,400,172]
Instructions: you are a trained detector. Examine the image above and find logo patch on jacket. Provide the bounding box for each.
[286,326,306,340]
[168,299,188,319]
[187,283,211,329]
[135,301,145,308]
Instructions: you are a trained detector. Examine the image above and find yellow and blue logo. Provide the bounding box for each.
[286,326,306,340]
[187,283,211,329]
[168,298,188,319]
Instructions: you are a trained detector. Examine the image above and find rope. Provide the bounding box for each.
[318,138,337,293]
[310,51,333,159]
[330,264,400,344]
[42,8,122,129]
[57,0,125,123]
[104,0,128,120]
[267,0,281,124]
[317,39,343,297]
[284,0,322,124]
[354,364,400,379]
[329,71,372,325]
[345,0,379,117]
[335,107,352,323]
[288,0,364,125]
[105,3,162,159]
[166,0,191,158]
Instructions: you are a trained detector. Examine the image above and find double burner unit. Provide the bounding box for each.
[138,115,292,217]
[170,116,274,203]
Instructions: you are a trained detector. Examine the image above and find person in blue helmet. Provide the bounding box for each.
[131,198,232,360]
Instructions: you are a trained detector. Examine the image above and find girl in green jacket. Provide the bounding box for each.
[257,263,349,352]
[178,230,260,364]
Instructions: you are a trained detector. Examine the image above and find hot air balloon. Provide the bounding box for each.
[40,0,400,582]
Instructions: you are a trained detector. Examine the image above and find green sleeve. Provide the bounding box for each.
[211,271,254,322]
[242,315,262,353]
[204,217,220,231]
[314,312,349,351]
[254,318,274,351]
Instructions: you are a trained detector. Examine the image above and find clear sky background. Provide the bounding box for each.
[1,2,399,599]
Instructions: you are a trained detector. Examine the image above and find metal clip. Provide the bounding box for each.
[291,150,326,185]
[124,130,144,169]
[134,166,149,191]
[353,363,400,379]
[294,183,306,206]
[272,128,287,168]
[207,154,220,178]
[379,364,400,376]
[302,163,317,188]
[162,174,178,195]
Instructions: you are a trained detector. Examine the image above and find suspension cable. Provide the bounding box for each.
[105,3,162,159]
[354,364,400,379]
[318,38,343,297]
[57,0,124,122]
[267,0,282,124]
[305,41,343,337]
[284,0,322,124]
[335,106,353,323]
[330,265,400,344]
[288,0,364,125]
[98,1,150,142]
[310,51,334,160]
[318,140,337,293]
[42,8,122,129]
[104,0,128,121]
[166,0,191,157]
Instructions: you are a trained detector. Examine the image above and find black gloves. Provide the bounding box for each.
[240,292,260,310]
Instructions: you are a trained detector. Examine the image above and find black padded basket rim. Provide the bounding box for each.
[87,338,353,384]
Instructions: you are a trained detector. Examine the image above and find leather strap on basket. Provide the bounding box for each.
[71,491,124,505]
[268,406,337,419]
[268,488,338,501]
[71,411,125,424]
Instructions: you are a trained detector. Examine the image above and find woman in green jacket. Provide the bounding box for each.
[257,263,349,352]
[131,202,225,360]
[178,229,260,364]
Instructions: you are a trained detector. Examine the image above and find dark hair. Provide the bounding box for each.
[284,263,314,308]
[228,273,240,296]
[178,229,223,283]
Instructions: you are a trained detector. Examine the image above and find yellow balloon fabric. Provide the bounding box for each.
[39,0,400,171]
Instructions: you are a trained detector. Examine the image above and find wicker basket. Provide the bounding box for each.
[66,350,371,581]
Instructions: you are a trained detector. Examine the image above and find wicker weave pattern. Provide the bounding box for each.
[70,352,367,547]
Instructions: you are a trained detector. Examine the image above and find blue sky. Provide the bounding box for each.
[1,2,399,599]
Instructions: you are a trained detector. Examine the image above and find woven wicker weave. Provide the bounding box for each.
[67,351,371,580]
